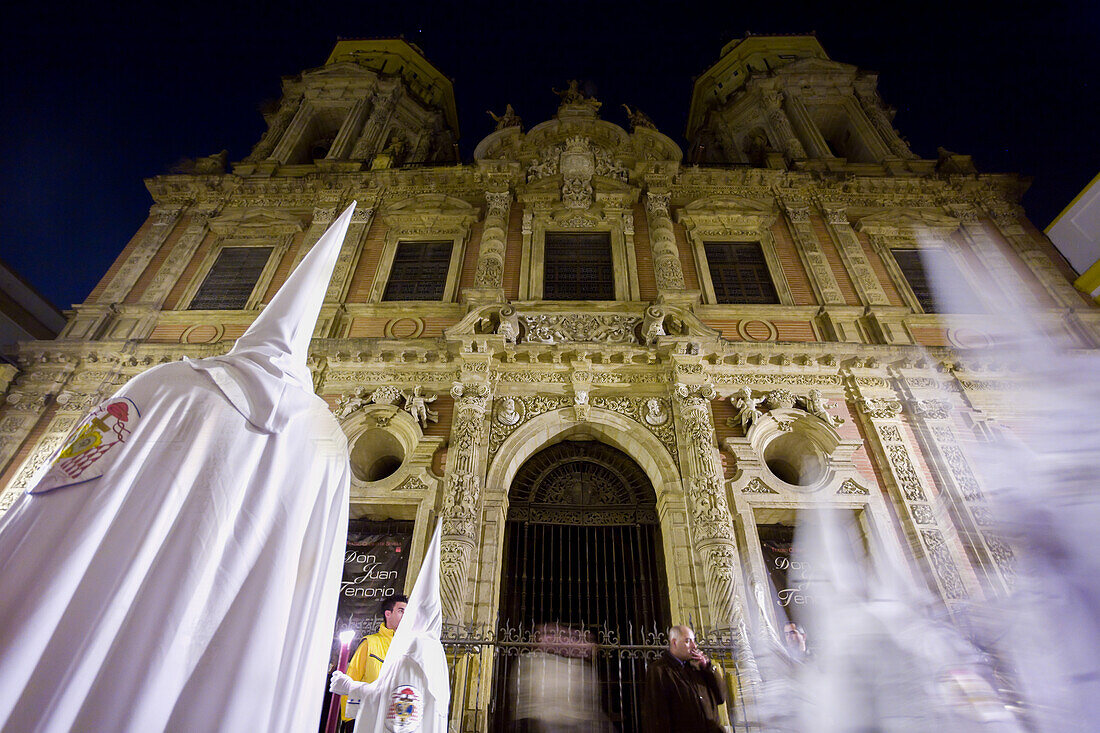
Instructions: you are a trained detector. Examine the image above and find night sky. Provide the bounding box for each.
[2,1,1097,311]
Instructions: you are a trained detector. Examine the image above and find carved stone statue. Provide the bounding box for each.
[486,104,522,130]
[640,305,666,346]
[643,398,669,426]
[495,396,522,426]
[553,80,601,111]
[622,104,656,131]
[733,387,764,432]
[402,385,438,428]
[801,388,844,426]
[497,305,520,345]
[335,389,369,419]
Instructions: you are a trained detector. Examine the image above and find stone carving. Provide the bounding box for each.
[639,305,666,346]
[764,389,796,411]
[800,389,844,427]
[911,504,935,524]
[573,388,590,421]
[401,386,438,428]
[622,104,656,131]
[731,387,764,432]
[560,136,595,210]
[920,529,966,599]
[643,397,669,426]
[911,399,951,420]
[837,479,869,495]
[860,397,903,419]
[519,314,641,345]
[486,104,522,130]
[396,475,429,492]
[497,305,521,345]
[553,79,600,110]
[487,394,571,461]
[494,396,524,426]
[883,444,927,502]
[743,477,778,494]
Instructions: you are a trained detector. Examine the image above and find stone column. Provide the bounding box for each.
[761,91,807,160]
[984,201,1081,308]
[326,98,371,160]
[854,394,973,604]
[350,91,399,160]
[820,204,891,306]
[439,381,492,624]
[854,88,918,160]
[782,93,831,159]
[97,205,182,304]
[269,100,317,163]
[672,382,758,680]
[464,189,511,304]
[243,94,302,163]
[644,191,686,294]
[138,207,219,309]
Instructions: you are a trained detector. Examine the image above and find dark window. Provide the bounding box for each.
[189,246,272,310]
[543,232,614,300]
[382,241,453,301]
[892,248,981,313]
[704,242,780,304]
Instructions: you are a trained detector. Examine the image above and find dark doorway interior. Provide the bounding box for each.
[491,439,670,732]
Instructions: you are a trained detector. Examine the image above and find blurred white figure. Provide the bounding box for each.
[784,510,1022,732]
[920,236,1100,732]
[512,623,607,733]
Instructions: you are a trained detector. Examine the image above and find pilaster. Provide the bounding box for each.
[671,380,757,680]
[440,380,492,624]
[819,203,891,306]
[97,205,183,304]
[463,189,511,304]
[138,206,220,309]
[644,189,688,299]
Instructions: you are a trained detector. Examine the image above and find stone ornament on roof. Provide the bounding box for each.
[486,104,522,131]
[553,79,601,111]
[622,105,656,131]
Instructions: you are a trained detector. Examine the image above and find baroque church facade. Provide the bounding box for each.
[2,35,1096,727]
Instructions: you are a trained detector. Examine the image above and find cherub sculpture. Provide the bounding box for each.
[733,387,765,432]
[402,385,438,428]
[803,388,843,426]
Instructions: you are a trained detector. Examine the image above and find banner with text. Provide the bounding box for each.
[330,519,414,665]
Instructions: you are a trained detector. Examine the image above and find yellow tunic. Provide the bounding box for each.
[341,624,394,720]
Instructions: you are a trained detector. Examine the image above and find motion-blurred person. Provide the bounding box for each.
[512,623,608,732]
[783,622,810,662]
[641,625,726,733]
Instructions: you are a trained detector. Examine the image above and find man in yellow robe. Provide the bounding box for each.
[341,595,408,722]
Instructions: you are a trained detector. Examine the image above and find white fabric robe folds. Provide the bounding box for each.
[0,203,357,732]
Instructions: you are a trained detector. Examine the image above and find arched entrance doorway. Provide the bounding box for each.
[492,438,671,732]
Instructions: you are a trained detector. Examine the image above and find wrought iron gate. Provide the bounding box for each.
[492,440,673,731]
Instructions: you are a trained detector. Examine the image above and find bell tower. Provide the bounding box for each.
[237,38,459,174]
[686,34,923,173]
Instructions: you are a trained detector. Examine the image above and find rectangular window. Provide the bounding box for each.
[189,246,273,310]
[382,241,453,301]
[892,248,981,313]
[704,242,780,304]
[543,232,614,300]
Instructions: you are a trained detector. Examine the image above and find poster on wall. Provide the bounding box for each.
[330,519,415,665]
[757,523,809,627]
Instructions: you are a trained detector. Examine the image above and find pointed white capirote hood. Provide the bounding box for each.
[393,520,444,643]
[373,520,448,704]
[189,202,356,433]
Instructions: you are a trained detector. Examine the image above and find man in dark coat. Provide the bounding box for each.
[641,625,727,733]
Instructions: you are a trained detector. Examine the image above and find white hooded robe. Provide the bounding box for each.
[0,204,358,733]
[351,522,450,733]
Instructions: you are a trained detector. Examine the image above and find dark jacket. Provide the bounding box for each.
[640,651,726,733]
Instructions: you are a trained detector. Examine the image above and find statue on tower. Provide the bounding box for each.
[553,80,601,112]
